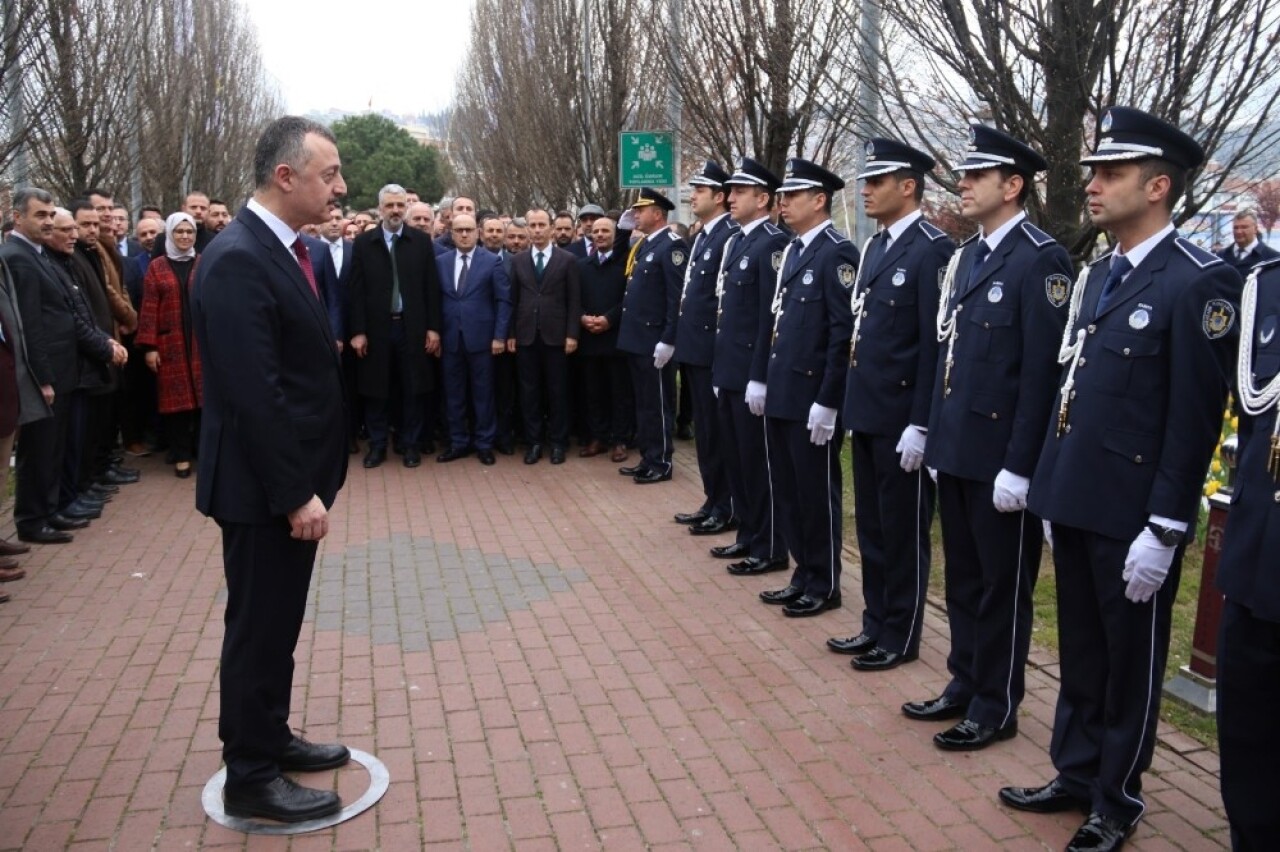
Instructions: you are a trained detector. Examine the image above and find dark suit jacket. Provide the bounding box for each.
[316,237,353,341]
[436,248,513,353]
[192,207,348,523]
[576,250,628,356]
[0,237,79,394]
[0,255,52,426]
[508,245,581,346]
[348,225,443,398]
[566,238,590,258]
[1217,241,1280,276]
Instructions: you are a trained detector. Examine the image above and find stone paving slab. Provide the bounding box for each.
[0,443,1227,850]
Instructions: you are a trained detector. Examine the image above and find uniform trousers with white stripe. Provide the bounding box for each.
[766,418,843,600]
[628,356,675,475]
[936,473,1041,729]
[851,431,934,657]
[716,390,782,558]
[1048,524,1182,827]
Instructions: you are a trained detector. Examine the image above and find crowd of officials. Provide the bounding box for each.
[1,101,1277,849]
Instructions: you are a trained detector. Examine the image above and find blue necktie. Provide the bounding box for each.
[965,239,991,294]
[783,237,803,279]
[865,231,888,274]
[1094,255,1133,319]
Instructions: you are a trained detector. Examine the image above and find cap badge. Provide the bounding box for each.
[1101,110,1113,133]
[865,141,876,158]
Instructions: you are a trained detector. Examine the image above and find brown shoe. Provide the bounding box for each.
[579,440,605,458]
[0,539,30,557]
[0,590,9,603]
[0,565,24,583]
[610,444,629,463]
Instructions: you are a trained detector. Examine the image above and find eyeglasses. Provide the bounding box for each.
[452,227,476,234]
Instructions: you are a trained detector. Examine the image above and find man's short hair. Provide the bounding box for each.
[1138,159,1187,213]
[1234,209,1259,225]
[209,198,227,207]
[377,184,408,204]
[996,167,1034,207]
[253,115,338,189]
[12,186,54,214]
[68,197,96,217]
[85,186,113,201]
[894,169,927,203]
[141,205,163,218]
[554,210,573,222]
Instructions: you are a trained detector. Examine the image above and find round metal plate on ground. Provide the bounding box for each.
[201,748,389,835]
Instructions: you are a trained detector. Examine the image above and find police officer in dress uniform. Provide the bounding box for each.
[616,188,688,483]
[756,159,856,617]
[902,125,1072,751]
[1217,256,1280,851]
[713,157,790,574]
[1001,108,1241,852]
[672,162,742,534]
[828,139,955,671]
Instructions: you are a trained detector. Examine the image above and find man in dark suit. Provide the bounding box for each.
[566,204,606,258]
[1,188,84,545]
[435,214,511,465]
[316,204,353,347]
[349,184,443,468]
[830,139,955,672]
[1217,209,1279,275]
[192,116,351,823]
[1003,108,1240,852]
[577,216,633,461]
[507,208,581,464]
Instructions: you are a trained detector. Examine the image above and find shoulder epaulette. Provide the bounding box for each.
[762,222,784,236]
[1174,237,1224,269]
[958,232,980,247]
[1019,221,1056,249]
[668,230,681,242]
[917,220,947,242]
[823,225,849,244]
[1253,256,1280,272]
[1088,250,1114,267]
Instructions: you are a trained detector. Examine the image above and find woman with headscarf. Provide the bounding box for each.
[135,213,203,478]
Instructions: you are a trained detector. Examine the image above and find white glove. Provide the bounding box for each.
[1122,528,1176,603]
[712,386,720,399]
[927,467,937,482]
[654,342,674,369]
[895,425,927,472]
[746,381,767,416]
[992,469,1030,512]
[807,403,838,445]
[618,208,637,231]
[1042,519,1054,551]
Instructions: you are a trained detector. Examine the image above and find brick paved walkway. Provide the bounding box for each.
[0,444,1228,850]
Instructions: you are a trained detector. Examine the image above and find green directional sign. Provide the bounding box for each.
[620,131,675,188]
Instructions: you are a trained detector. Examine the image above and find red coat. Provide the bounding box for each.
[136,257,203,413]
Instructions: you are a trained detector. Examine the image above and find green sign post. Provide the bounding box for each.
[619,131,675,188]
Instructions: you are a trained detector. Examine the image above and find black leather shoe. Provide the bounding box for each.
[49,515,90,531]
[278,736,351,771]
[827,633,876,655]
[363,447,387,469]
[174,464,193,479]
[495,440,515,456]
[524,444,543,464]
[111,464,140,477]
[403,448,422,467]
[760,585,805,605]
[436,446,471,463]
[477,449,496,465]
[619,463,648,476]
[998,779,1090,814]
[689,515,734,536]
[711,542,750,559]
[223,775,342,823]
[851,647,917,671]
[783,594,842,617]
[902,694,968,722]
[933,718,1017,751]
[17,526,73,544]
[674,509,710,525]
[59,502,102,520]
[75,493,109,507]
[633,469,672,484]
[727,556,788,575]
[88,483,119,496]
[97,469,137,485]
[1065,812,1132,852]
[550,446,566,464]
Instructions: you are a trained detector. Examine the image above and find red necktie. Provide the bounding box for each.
[292,238,319,298]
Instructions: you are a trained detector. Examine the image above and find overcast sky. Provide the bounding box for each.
[243,0,475,116]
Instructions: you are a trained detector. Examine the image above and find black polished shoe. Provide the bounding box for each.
[827,633,876,655]
[436,446,471,463]
[49,514,90,531]
[278,736,351,771]
[933,718,1017,751]
[110,464,140,477]
[477,449,496,466]
[87,483,119,496]
[59,501,102,520]
[783,594,842,617]
[998,779,1090,814]
[633,468,672,484]
[851,647,917,671]
[403,447,422,467]
[726,556,788,576]
[550,446,566,464]
[75,493,109,507]
[524,444,543,464]
[17,526,73,544]
[711,542,750,559]
[363,447,387,469]
[760,585,805,605]
[902,694,968,722]
[97,469,138,485]
[495,440,515,456]
[1065,812,1133,852]
[689,515,734,536]
[619,463,648,476]
[674,509,710,525]
[223,775,342,823]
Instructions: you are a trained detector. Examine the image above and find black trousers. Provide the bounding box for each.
[1219,597,1280,850]
[218,518,319,787]
[493,350,519,447]
[163,409,199,463]
[936,473,1041,729]
[716,389,781,558]
[60,390,89,509]
[1049,523,1181,826]
[517,339,569,448]
[681,364,731,517]
[581,354,632,445]
[363,320,424,450]
[766,417,843,599]
[851,431,934,656]
[119,336,156,446]
[628,355,675,474]
[15,392,71,533]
